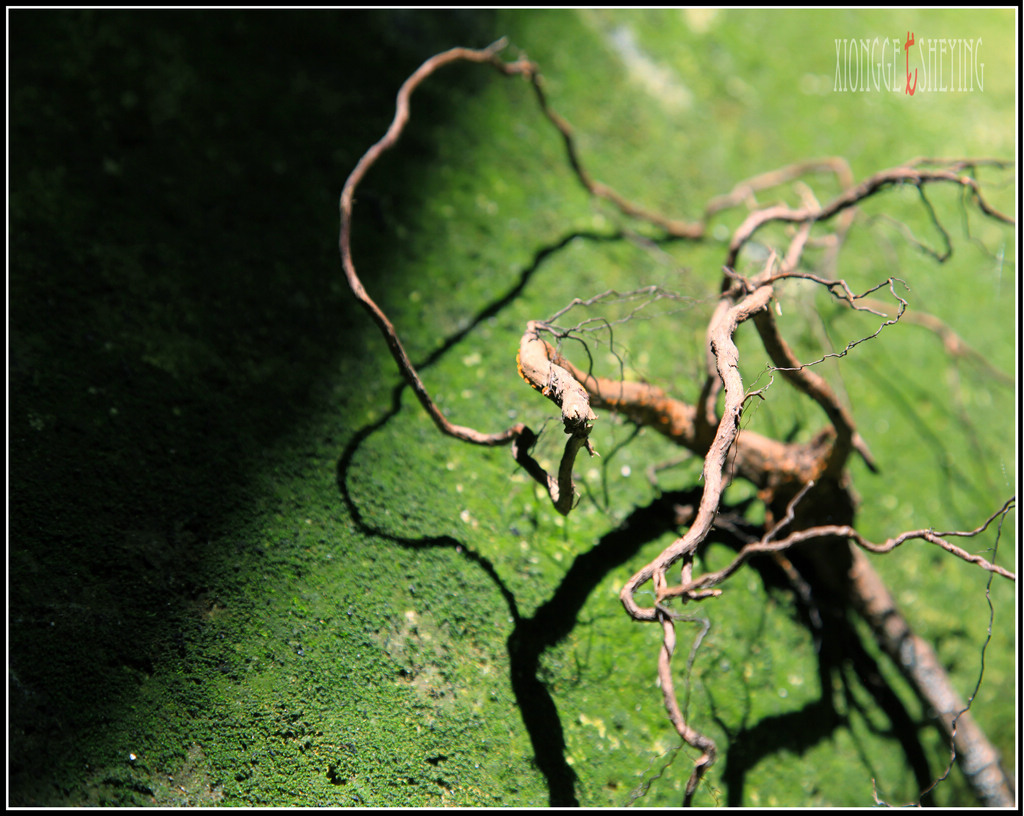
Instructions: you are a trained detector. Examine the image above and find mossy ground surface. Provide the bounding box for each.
[9,9,1016,807]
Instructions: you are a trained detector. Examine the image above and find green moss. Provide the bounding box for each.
[10,9,1014,808]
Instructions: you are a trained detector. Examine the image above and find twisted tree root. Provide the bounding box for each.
[341,40,1016,807]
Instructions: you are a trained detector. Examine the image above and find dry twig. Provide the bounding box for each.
[340,41,1016,807]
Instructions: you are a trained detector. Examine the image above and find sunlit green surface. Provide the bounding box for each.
[9,9,1014,807]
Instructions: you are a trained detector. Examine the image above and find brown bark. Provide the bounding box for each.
[341,42,1016,807]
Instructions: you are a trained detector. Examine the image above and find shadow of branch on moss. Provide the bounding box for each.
[338,41,1015,807]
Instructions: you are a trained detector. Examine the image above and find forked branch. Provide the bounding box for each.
[341,41,1015,808]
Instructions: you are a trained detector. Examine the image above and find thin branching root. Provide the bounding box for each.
[340,41,1015,807]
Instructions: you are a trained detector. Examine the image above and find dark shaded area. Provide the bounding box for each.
[8,10,499,805]
[11,11,959,806]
